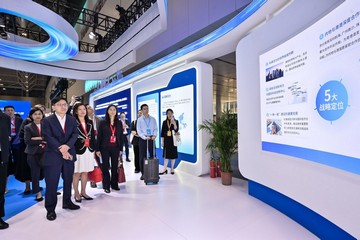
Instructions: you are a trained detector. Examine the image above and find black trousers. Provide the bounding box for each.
[122,135,129,159]
[100,147,120,190]
[27,153,42,193]
[8,140,19,176]
[133,144,140,172]
[138,139,154,175]
[43,159,74,212]
[0,154,7,218]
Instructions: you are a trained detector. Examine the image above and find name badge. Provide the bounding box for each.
[167,130,171,137]
[146,129,151,136]
[11,128,16,134]
[84,138,90,147]
[110,135,117,143]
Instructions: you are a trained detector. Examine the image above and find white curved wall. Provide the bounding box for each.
[236,0,360,237]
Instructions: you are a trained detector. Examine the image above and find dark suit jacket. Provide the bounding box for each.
[0,112,11,163]
[42,114,79,166]
[96,120,124,151]
[19,117,32,144]
[130,120,140,145]
[24,122,43,155]
[11,116,23,146]
[75,119,96,155]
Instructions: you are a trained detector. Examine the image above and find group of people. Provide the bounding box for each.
[0,96,180,228]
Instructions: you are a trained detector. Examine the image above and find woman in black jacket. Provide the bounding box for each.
[24,107,46,201]
[96,105,123,193]
[72,103,96,202]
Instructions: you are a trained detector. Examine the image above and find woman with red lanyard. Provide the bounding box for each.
[24,107,46,201]
[72,103,96,202]
[96,105,123,193]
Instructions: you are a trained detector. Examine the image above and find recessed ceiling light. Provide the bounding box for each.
[2,87,5,90]
[25,75,29,78]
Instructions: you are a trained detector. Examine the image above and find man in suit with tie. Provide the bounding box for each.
[0,110,11,229]
[42,97,79,221]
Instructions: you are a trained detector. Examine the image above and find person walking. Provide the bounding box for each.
[131,110,142,173]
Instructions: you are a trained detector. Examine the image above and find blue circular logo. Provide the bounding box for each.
[316,80,348,121]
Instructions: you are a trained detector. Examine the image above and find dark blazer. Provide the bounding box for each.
[0,112,11,163]
[130,120,140,145]
[96,120,124,151]
[75,119,96,155]
[19,117,32,144]
[11,116,23,146]
[24,122,44,155]
[42,114,79,166]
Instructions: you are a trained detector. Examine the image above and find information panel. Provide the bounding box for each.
[259,0,360,174]
[160,84,194,155]
[94,88,131,121]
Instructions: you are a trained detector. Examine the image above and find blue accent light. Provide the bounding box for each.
[0,8,78,62]
[248,180,356,240]
[91,0,267,97]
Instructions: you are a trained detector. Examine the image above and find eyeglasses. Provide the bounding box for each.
[55,103,68,107]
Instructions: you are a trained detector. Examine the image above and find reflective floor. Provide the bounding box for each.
[1,161,317,240]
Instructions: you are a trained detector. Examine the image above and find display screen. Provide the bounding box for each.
[160,84,194,155]
[0,100,31,118]
[93,88,131,122]
[259,0,360,174]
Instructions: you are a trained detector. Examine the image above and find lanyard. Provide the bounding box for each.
[110,123,116,136]
[144,117,151,128]
[167,119,172,130]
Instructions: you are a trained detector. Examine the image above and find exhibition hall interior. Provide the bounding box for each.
[0,0,359,239]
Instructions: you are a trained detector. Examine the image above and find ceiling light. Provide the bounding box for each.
[2,88,5,90]
[21,32,27,37]
[0,27,7,40]
[89,31,96,40]
[25,75,28,78]
[0,83,3,86]
[26,89,29,92]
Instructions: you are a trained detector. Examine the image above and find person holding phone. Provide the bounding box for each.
[95,105,123,193]
[160,109,179,175]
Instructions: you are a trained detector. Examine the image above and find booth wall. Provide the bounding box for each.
[236,0,360,238]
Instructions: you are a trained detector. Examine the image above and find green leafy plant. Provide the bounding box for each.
[199,109,238,173]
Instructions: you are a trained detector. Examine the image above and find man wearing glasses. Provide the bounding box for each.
[42,97,79,221]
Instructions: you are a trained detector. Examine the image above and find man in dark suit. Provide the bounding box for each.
[120,112,131,162]
[0,110,11,229]
[42,98,79,221]
[3,106,24,193]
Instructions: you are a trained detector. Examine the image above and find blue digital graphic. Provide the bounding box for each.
[316,80,348,122]
[0,6,78,62]
[94,88,131,122]
[0,100,31,118]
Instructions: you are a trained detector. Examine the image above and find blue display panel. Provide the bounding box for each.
[136,68,197,165]
[0,100,31,118]
[93,88,131,122]
[259,0,360,174]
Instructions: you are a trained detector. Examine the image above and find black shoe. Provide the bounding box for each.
[63,202,80,210]
[74,196,82,203]
[81,194,93,200]
[104,189,111,193]
[134,170,140,173]
[23,189,31,195]
[171,170,175,175]
[46,211,56,221]
[90,182,97,188]
[159,170,168,175]
[140,175,144,180]
[57,192,61,195]
[0,218,9,229]
[35,197,44,202]
[126,158,131,162]
[111,186,120,191]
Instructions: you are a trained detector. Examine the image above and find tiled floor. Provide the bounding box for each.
[1,161,317,240]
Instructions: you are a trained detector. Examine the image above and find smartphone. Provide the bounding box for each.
[75,96,82,101]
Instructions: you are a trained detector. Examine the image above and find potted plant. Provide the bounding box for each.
[207,141,217,178]
[199,109,238,185]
